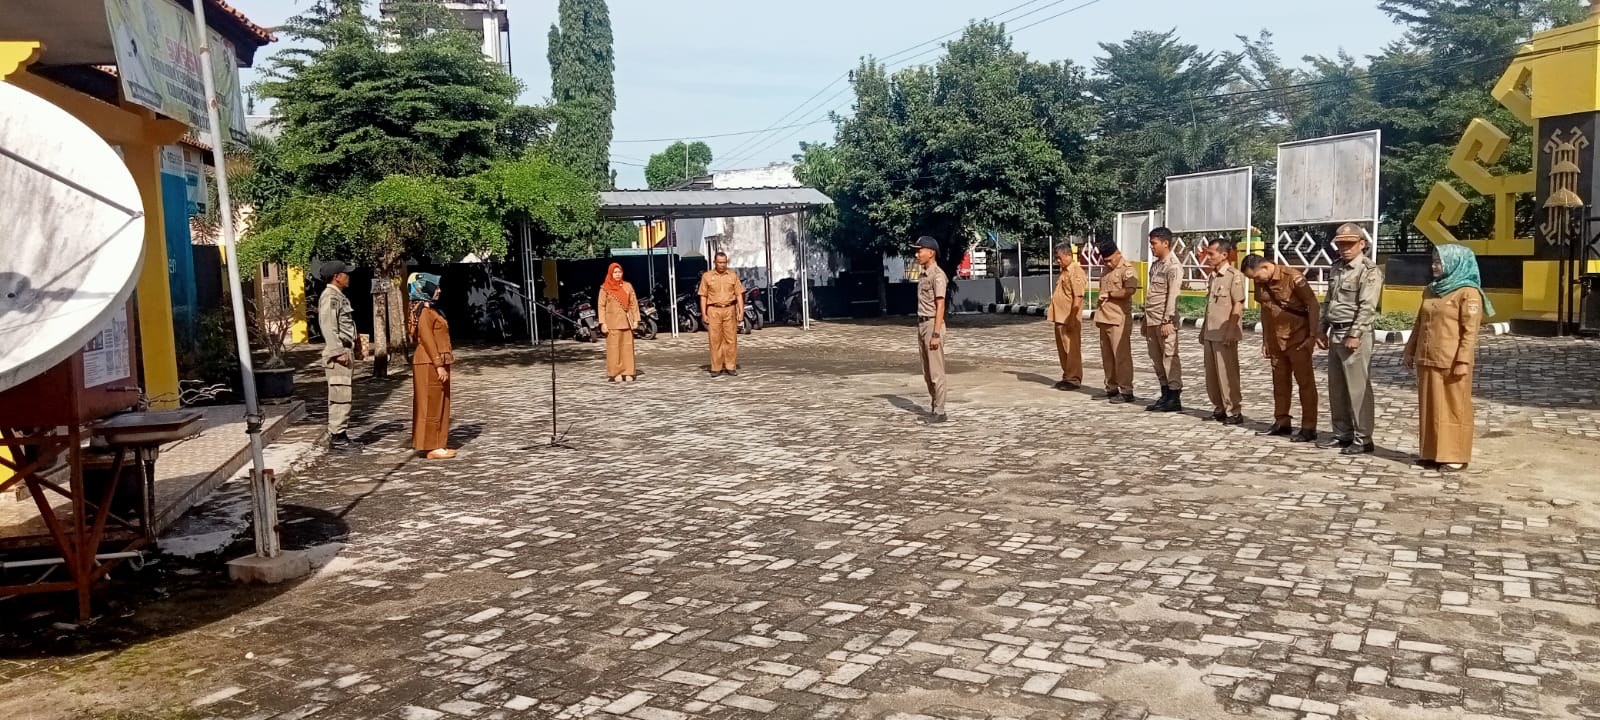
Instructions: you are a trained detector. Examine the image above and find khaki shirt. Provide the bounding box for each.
[1095,263,1138,327]
[917,263,949,318]
[698,269,745,307]
[1404,286,1482,369]
[1201,264,1247,343]
[318,284,356,361]
[1144,256,1183,327]
[598,282,640,329]
[1324,254,1383,338]
[1254,265,1320,355]
[1048,262,1087,324]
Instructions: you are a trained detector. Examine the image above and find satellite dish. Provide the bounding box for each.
[0,81,146,393]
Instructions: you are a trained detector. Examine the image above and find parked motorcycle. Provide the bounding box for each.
[743,287,767,332]
[634,295,660,340]
[774,278,814,326]
[650,283,703,333]
[566,291,601,343]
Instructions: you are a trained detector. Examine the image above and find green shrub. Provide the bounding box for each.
[1375,311,1417,331]
[1242,307,1261,326]
[1176,295,1207,317]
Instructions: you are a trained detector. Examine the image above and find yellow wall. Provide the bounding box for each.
[288,266,309,343]
[1383,287,1526,319]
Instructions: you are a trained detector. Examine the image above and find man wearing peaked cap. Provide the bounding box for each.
[1094,240,1139,404]
[318,260,362,453]
[1319,223,1383,455]
[912,236,949,423]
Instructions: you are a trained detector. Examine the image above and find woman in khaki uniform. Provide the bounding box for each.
[1403,245,1490,473]
[408,272,456,459]
[598,263,640,382]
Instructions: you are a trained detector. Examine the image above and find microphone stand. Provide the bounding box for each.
[489,276,576,450]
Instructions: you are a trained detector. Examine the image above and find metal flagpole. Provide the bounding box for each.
[668,218,679,337]
[190,0,277,558]
[764,215,774,323]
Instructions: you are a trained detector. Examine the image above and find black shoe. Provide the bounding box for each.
[1257,422,1292,436]
[1159,389,1183,413]
[1317,437,1352,449]
[1054,380,1080,391]
[1103,389,1119,400]
[1341,442,1375,456]
[1290,430,1317,443]
[1224,415,1245,426]
[328,433,362,453]
[926,413,948,424]
[726,369,739,377]
[1146,386,1170,411]
[1211,411,1229,423]
[709,369,723,376]
[1119,393,1136,404]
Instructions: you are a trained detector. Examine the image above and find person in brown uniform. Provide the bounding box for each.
[1095,241,1139,404]
[407,272,456,459]
[1403,244,1489,473]
[1143,227,1184,412]
[1048,241,1087,390]
[698,252,745,376]
[1200,239,1247,425]
[913,236,949,423]
[1320,224,1384,455]
[1243,254,1321,443]
[599,262,640,382]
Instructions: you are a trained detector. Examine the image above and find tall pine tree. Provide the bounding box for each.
[548,0,617,189]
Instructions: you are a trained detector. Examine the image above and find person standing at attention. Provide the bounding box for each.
[1320,224,1384,455]
[408,272,456,459]
[1095,241,1139,404]
[1403,244,1490,473]
[598,263,640,383]
[913,236,949,423]
[1048,241,1087,391]
[699,252,745,376]
[1200,239,1246,425]
[1243,254,1321,443]
[318,260,361,453]
[1143,227,1184,412]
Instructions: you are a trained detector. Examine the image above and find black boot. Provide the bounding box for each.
[1162,389,1184,412]
[329,432,363,453]
[1146,386,1170,411]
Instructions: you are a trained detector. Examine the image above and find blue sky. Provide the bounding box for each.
[226,0,1408,188]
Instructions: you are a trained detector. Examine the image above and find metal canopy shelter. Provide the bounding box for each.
[598,187,833,335]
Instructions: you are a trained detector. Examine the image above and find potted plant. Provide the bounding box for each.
[247,298,297,400]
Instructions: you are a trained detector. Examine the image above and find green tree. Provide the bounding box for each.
[548,0,617,188]
[645,141,713,189]
[823,22,1109,277]
[246,0,592,374]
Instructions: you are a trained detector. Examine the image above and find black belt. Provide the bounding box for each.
[918,316,936,322]
[709,301,736,308]
[1328,321,1354,330]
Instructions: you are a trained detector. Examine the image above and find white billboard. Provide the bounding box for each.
[1165,167,1253,233]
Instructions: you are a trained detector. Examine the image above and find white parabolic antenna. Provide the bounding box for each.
[0,81,146,393]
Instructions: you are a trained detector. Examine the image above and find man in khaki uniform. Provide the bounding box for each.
[912,236,949,423]
[1243,254,1320,443]
[317,260,361,453]
[1094,241,1138,404]
[1319,224,1384,455]
[698,252,745,376]
[1048,241,1087,390]
[1200,239,1246,425]
[1143,227,1184,412]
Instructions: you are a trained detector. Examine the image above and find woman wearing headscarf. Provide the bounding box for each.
[407,272,456,459]
[1403,245,1492,473]
[598,262,640,382]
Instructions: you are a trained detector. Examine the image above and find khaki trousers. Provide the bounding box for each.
[1053,318,1083,383]
[1328,331,1376,445]
[706,305,739,371]
[606,328,636,377]
[1270,347,1317,430]
[1143,325,1183,389]
[918,319,947,414]
[325,359,353,435]
[1202,340,1242,416]
[1418,365,1474,464]
[1097,322,1133,393]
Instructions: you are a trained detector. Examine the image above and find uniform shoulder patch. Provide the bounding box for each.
[1293,276,1307,287]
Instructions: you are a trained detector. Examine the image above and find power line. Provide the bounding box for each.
[714,0,1072,165]
[716,0,1109,171]
[613,119,833,144]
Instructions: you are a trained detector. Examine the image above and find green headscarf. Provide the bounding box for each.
[1428,244,1494,317]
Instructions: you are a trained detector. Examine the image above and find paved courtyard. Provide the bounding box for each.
[4,315,1600,720]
